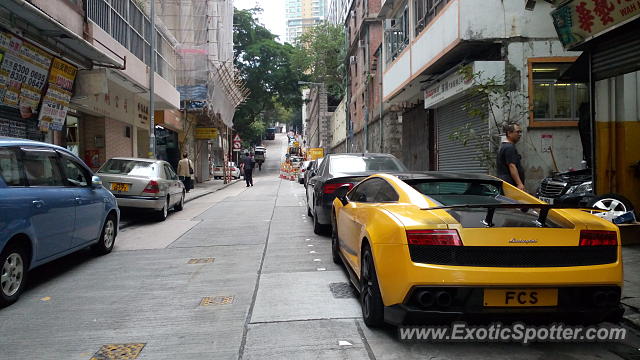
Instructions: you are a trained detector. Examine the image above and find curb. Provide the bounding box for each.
[184,179,239,204]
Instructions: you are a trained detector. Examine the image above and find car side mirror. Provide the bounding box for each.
[91,175,103,188]
[334,185,350,206]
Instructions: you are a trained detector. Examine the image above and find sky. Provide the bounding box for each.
[233,0,287,43]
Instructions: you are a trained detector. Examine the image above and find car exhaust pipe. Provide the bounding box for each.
[436,291,452,307]
[416,290,434,307]
[593,291,607,307]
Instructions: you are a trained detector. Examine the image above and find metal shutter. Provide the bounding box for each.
[435,94,488,173]
[591,21,640,81]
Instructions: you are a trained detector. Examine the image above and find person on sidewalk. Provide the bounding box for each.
[496,123,526,191]
[177,152,194,193]
[241,153,255,187]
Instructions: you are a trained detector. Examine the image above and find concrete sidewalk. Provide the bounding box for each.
[622,246,640,327]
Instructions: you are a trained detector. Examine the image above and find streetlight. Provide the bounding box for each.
[297,81,326,150]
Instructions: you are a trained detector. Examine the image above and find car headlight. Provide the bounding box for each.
[566,181,593,194]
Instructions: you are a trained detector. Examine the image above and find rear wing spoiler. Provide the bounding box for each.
[420,203,597,228]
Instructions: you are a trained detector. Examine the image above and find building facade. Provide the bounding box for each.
[377,0,585,191]
[286,0,327,43]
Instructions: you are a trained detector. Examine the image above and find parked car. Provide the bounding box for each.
[303,158,323,188]
[212,162,240,179]
[97,158,185,221]
[536,168,635,222]
[0,138,119,307]
[298,160,311,184]
[306,153,407,234]
[331,172,623,327]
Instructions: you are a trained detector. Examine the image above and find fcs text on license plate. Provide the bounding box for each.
[110,183,130,192]
[539,196,554,204]
[484,288,558,307]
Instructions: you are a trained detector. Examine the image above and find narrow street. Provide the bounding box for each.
[0,133,638,359]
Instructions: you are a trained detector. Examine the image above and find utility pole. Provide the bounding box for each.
[148,0,156,159]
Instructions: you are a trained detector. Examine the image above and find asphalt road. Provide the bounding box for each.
[2,133,640,359]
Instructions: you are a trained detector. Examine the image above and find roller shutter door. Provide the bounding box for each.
[591,22,640,81]
[435,94,488,173]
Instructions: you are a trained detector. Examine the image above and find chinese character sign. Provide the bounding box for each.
[552,0,640,49]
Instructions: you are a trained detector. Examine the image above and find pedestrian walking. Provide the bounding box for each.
[177,152,194,193]
[496,123,526,191]
[241,153,255,187]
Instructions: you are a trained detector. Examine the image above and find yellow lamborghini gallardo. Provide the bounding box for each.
[330,172,623,327]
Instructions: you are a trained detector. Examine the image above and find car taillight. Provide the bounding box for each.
[406,229,463,246]
[143,180,160,194]
[231,167,236,171]
[323,183,353,194]
[579,230,617,246]
[214,167,220,171]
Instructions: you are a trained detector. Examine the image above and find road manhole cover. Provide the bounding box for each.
[91,343,145,360]
[200,296,235,306]
[187,258,215,264]
[329,282,356,299]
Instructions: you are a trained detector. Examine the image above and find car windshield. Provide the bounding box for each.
[408,180,503,206]
[99,159,154,176]
[330,156,407,173]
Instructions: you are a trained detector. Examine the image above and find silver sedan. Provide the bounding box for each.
[97,158,185,221]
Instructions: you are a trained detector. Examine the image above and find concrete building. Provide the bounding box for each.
[329,97,347,152]
[286,0,327,43]
[328,0,352,25]
[304,86,332,153]
[377,0,585,191]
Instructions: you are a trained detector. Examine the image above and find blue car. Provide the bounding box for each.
[0,137,119,307]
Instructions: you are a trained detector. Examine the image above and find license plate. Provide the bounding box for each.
[483,288,557,307]
[110,182,130,192]
[539,196,554,204]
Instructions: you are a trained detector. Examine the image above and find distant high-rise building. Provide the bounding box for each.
[285,0,327,43]
[328,0,351,25]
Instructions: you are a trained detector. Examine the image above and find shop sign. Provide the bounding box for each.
[195,127,218,139]
[79,80,132,122]
[552,0,640,49]
[0,31,52,118]
[38,58,78,131]
[423,61,505,109]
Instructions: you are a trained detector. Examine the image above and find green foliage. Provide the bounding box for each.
[448,64,529,171]
[233,8,304,143]
[291,22,346,100]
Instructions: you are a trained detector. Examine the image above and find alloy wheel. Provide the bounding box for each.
[103,219,115,249]
[1,253,24,297]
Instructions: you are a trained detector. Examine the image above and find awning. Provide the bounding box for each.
[0,0,124,69]
[557,52,589,83]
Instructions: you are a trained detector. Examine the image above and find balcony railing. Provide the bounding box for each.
[86,0,176,85]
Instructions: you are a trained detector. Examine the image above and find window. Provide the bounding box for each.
[60,156,90,187]
[407,180,503,206]
[350,179,379,203]
[351,178,399,203]
[22,148,65,187]
[329,155,407,173]
[0,148,24,186]
[385,5,410,63]
[163,164,178,180]
[528,58,588,126]
[99,159,155,176]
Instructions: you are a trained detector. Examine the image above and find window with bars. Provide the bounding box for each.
[413,0,451,37]
[385,5,409,63]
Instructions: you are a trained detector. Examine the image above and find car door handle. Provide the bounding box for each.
[75,197,82,205]
[32,200,45,208]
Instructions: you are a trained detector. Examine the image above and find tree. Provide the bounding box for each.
[291,22,346,101]
[233,8,304,144]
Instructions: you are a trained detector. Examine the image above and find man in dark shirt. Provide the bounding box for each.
[496,123,526,191]
[241,153,255,187]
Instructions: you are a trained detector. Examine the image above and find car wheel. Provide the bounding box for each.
[92,214,117,255]
[361,244,384,327]
[331,212,341,265]
[156,197,169,221]
[0,243,28,307]
[587,194,634,218]
[313,210,327,235]
[175,191,185,211]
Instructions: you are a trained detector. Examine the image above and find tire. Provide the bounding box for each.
[360,245,384,327]
[175,191,185,211]
[92,214,117,255]
[331,212,341,265]
[313,210,328,235]
[155,197,169,221]
[307,205,312,217]
[587,194,634,216]
[0,243,28,307]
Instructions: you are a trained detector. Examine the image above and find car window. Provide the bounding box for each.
[164,164,177,180]
[408,180,503,206]
[99,159,155,176]
[371,178,399,202]
[22,148,65,187]
[316,157,327,176]
[0,147,25,186]
[60,155,90,187]
[350,179,380,203]
[329,155,407,173]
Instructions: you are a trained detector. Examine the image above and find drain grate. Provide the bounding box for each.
[187,258,215,264]
[329,282,356,299]
[90,343,145,360]
[200,296,235,306]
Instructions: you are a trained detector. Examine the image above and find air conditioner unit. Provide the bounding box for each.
[349,56,357,64]
[384,19,396,29]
